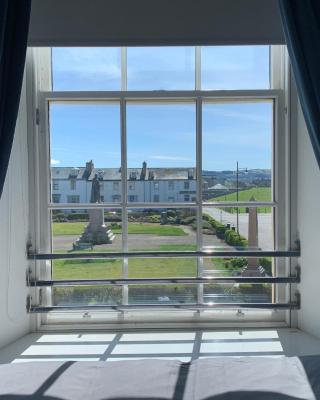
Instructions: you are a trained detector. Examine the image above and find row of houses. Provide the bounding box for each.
[51,161,198,204]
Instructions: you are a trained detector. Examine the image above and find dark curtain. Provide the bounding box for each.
[279,0,320,168]
[0,1,31,198]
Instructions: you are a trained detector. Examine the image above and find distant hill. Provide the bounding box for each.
[208,187,272,213]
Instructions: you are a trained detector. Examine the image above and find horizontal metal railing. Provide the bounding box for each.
[29,274,300,287]
[27,301,300,313]
[28,249,300,261]
[27,248,300,313]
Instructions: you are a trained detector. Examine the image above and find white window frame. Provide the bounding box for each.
[28,46,293,328]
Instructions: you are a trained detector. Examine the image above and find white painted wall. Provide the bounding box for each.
[296,102,320,338]
[0,77,31,349]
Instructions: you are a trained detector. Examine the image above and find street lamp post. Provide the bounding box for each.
[236,161,247,234]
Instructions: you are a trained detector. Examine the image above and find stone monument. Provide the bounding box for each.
[241,196,266,277]
[74,174,114,248]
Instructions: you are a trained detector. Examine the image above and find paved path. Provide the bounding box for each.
[203,207,273,250]
[53,225,225,252]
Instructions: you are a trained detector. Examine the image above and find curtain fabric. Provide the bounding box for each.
[279,0,320,168]
[0,0,31,198]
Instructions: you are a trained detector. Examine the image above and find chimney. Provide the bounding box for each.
[83,160,94,180]
[140,161,147,180]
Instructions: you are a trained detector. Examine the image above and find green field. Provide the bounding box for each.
[209,187,272,213]
[53,222,187,236]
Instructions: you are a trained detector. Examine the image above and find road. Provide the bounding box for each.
[203,207,273,250]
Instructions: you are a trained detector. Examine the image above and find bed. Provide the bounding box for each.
[0,356,320,399]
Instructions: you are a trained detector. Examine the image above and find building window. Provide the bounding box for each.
[52,194,61,203]
[67,195,80,203]
[52,182,59,191]
[100,195,104,202]
[37,45,287,324]
[128,195,138,202]
[70,179,76,190]
[112,194,121,202]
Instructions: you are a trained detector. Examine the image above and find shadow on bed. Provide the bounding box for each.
[0,357,319,400]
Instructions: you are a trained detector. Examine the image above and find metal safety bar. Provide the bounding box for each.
[27,301,300,313]
[29,273,300,288]
[28,249,300,261]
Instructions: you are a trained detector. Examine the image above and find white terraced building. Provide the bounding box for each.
[51,161,197,204]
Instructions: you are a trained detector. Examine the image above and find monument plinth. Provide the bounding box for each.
[241,196,266,277]
[75,174,114,247]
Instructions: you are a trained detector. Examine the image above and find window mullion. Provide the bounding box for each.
[121,98,128,304]
[196,97,203,304]
[121,47,127,91]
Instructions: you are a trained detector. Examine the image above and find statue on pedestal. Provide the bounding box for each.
[90,174,101,203]
[73,174,114,248]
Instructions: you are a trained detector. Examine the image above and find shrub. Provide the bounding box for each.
[230,258,248,269]
[104,214,122,222]
[259,257,272,275]
[66,213,88,221]
[52,212,67,222]
[180,216,197,225]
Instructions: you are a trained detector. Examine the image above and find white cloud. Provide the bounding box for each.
[51,159,60,165]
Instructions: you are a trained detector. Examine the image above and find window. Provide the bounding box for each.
[52,194,61,203]
[128,195,138,202]
[201,46,270,90]
[70,179,76,191]
[52,182,59,191]
[127,47,195,90]
[52,47,121,91]
[49,102,121,204]
[67,195,80,203]
[33,45,290,325]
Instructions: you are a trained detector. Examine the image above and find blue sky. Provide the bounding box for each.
[50,46,272,171]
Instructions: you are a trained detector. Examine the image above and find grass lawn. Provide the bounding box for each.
[52,244,234,280]
[52,222,187,236]
[209,187,272,213]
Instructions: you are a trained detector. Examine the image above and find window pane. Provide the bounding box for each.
[202,101,273,202]
[127,47,195,90]
[52,48,121,91]
[127,208,197,252]
[201,46,270,90]
[51,208,123,306]
[51,209,122,255]
[202,207,274,251]
[50,102,121,203]
[126,207,197,305]
[128,285,197,305]
[127,102,196,203]
[203,283,273,304]
[53,286,122,307]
